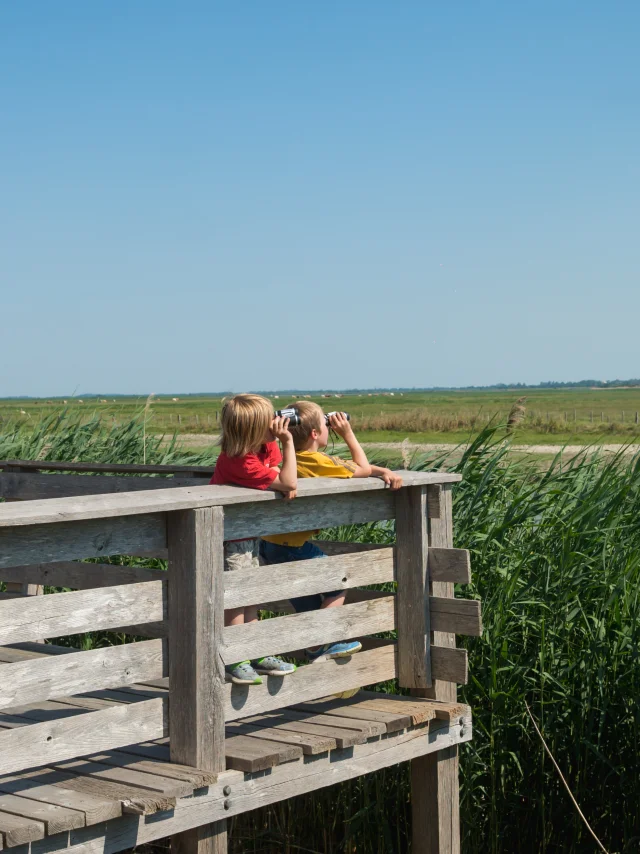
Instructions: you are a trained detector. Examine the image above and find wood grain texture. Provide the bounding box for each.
[430,596,482,637]
[428,548,471,584]
[223,596,396,663]
[412,483,461,854]
[0,639,166,710]
[0,473,204,501]
[223,548,394,610]
[167,506,227,854]
[0,791,84,835]
[42,717,471,854]
[0,460,215,476]
[0,561,165,589]
[0,582,165,646]
[0,515,166,570]
[0,699,167,776]
[0,809,44,846]
[0,471,461,528]
[395,485,431,689]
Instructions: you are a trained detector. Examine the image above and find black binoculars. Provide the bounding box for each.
[274,408,350,428]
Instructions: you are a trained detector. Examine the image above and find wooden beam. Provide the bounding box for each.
[0,473,206,501]
[0,459,215,476]
[395,485,431,688]
[167,506,226,854]
[428,548,471,584]
[412,483,461,854]
[0,561,165,590]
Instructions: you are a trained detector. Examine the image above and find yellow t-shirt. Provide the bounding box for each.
[262,451,356,547]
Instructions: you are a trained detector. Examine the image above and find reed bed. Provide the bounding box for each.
[1,417,639,852]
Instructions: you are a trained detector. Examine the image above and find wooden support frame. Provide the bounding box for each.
[167,506,227,854]
[411,483,461,854]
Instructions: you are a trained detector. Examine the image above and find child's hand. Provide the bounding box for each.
[329,412,353,438]
[378,468,403,490]
[270,416,293,443]
[283,488,297,500]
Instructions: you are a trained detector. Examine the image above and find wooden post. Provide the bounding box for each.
[410,484,460,854]
[167,506,227,854]
[395,485,431,689]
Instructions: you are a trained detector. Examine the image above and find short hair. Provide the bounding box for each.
[287,400,324,451]
[220,394,274,457]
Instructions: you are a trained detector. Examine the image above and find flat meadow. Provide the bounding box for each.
[0,411,639,852]
[3,387,640,447]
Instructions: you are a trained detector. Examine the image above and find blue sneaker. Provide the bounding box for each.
[306,640,362,661]
[226,661,262,685]
[252,656,297,677]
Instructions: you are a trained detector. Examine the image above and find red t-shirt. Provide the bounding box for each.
[211,442,282,490]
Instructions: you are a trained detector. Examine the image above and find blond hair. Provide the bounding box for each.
[287,400,324,450]
[220,394,274,457]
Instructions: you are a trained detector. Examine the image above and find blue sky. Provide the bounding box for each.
[2,2,639,395]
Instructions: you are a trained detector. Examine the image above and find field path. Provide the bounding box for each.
[174,434,639,456]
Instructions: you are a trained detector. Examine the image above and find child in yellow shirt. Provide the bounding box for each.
[260,401,402,660]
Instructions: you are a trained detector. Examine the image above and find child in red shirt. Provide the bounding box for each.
[211,393,297,685]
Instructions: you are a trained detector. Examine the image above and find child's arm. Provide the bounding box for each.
[330,413,402,490]
[329,413,371,477]
[269,416,297,495]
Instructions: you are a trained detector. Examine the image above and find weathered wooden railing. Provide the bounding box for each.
[0,462,477,854]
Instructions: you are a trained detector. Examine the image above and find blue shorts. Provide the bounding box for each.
[259,539,343,613]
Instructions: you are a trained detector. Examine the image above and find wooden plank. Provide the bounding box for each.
[33,770,176,817]
[413,482,460,854]
[0,698,167,776]
[51,759,192,798]
[0,561,165,590]
[275,707,385,737]
[0,792,84,834]
[428,548,471,584]
[0,471,461,528]
[0,809,44,846]
[0,582,165,646]
[225,720,334,755]
[0,515,166,570]
[223,596,395,664]
[224,734,302,772]
[91,751,217,789]
[430,596,481,637]
[426,484,442,519]
[355,691,469,723]
[239,712,367,748]
[358,638,467,684]
[223,548,394,609]
[395,485,431,689]
[0,640,166,709]
[0,768,122,825]
[292,700,411,733]
[0,460,215,476]
[0,473,205,501]
[167,506,226,854]
[45,717,472,854]
[310,540,389,555]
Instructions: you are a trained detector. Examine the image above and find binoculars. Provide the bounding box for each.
[274,408,350,428]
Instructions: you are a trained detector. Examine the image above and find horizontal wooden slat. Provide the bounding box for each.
[359,638,468,684]
[0,640,165,710]
[0,583,166,646]
[0,808,44,846]
[223,548,394,610]
[0,699,167,777]
[430,596,481,636]
[0,471,461,529]
[0,460,215,476]
[223,596,396,663]
[0,516,166,570]
[311,540,389,555]
[429,548,471,584]
[223,644,398,721]
[0,473,206,502]
[0,561,165,590]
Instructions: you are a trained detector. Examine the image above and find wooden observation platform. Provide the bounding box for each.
[0,460,479,853]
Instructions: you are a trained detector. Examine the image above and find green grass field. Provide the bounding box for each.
[3,387,640,445]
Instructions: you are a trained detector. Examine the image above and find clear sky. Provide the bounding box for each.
[2,2,639,396]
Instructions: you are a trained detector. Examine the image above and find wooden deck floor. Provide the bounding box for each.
[0,644,470,849]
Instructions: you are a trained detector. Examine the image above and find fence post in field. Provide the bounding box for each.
[590,410,593,423]
[167,506,227,854]
[636,411,639,425]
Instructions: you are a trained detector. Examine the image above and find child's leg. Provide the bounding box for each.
[223,541,263,684]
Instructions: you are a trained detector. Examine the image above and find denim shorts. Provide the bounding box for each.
[259,539,343,613]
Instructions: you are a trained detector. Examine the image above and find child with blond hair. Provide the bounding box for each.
[261,400,402,661]
[211,394,297,684]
